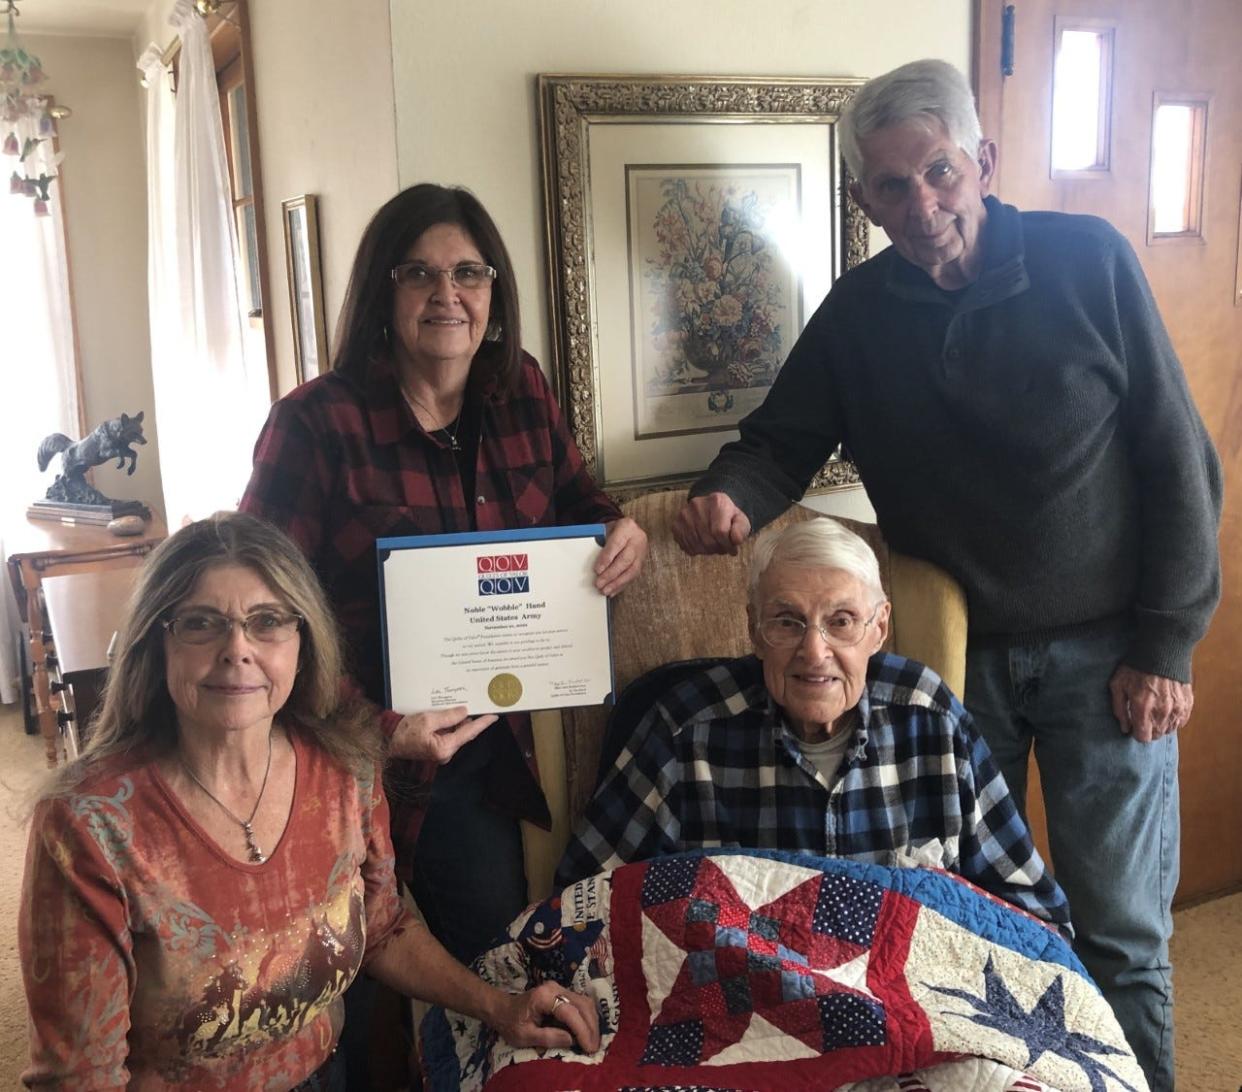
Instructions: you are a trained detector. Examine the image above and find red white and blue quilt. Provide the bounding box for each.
[421,850,1146,1091]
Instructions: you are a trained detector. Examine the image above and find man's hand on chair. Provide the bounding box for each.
[672,493,751,556]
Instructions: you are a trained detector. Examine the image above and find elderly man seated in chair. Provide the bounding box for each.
[557,518,1070,933]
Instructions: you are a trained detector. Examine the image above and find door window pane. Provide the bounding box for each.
[1149,97,1208,240]
[1051,23,1114,175]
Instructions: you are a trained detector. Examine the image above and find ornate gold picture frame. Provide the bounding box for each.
[281,194,328,384]
[538,74,867,498]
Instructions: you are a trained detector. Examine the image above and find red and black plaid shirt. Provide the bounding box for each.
[240,352,620,871]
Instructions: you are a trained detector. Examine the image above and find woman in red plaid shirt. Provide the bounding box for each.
[242,184,645,1082]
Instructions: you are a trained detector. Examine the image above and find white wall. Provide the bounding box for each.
[247,1,399,394]
[135,0,175,60]
[390,0,973,370]
[26,34,164,514]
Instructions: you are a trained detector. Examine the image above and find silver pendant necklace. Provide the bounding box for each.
[440,416,463,453]
[400,385,462,452]
[180,729,275,863]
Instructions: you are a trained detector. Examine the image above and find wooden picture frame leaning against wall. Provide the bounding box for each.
[538,74,868,500]
[281,194,329,385]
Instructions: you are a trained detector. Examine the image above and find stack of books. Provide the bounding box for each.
[27,499,151,526]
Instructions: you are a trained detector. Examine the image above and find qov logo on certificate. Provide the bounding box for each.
[377,526,614,715]
[476,552,530,596]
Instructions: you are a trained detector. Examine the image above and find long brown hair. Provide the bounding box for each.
[38,512,380,802]
[332,183,523,395]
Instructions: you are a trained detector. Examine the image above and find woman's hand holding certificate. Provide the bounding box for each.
[390,706,499,764]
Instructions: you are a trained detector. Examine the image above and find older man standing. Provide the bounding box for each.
[672,59,1220,1091]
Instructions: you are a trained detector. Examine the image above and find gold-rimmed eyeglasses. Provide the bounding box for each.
[757,603,884,649]
[163,609,304,646]
[389,262,497,290]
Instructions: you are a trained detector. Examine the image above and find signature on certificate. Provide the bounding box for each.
[429,684,469,705]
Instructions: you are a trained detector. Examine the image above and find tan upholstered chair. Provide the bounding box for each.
[522,488,968,899]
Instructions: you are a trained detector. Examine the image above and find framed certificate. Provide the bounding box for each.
[377,525,614,714]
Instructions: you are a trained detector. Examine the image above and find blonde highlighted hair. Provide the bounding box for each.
[38,511,380,803]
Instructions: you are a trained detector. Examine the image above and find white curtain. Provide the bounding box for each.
[138,0,267,530]
[0,109,81,704]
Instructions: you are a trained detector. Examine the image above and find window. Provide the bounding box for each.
[218,57,261,315]
[1050,20,1115,177]
[208,3,275,393]
[1148,94,1209,243]
[165,0,275,391]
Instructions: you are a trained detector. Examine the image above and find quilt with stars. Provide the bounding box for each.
[421,850,1146,1092]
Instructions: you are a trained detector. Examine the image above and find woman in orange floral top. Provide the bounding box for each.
[19,513,598,1091]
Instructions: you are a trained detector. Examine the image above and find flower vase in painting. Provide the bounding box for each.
[627,168,801,439]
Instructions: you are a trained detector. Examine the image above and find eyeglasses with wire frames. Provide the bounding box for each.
[756,602,885,650]
[163,609,305,646]
[389,261,497,291]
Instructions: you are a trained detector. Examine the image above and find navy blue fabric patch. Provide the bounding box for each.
[818,991,887,1051]
[813,872,883,945]
[640,1018,706,1066]
[642,856,703,907]
[721,975,753,1015]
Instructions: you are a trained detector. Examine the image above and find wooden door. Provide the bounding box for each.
[974,0,1242,904]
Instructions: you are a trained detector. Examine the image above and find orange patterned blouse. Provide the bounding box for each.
[20,732,412,1090]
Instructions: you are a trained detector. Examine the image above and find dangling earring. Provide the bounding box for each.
[485,321,502,343]
[383,325,391,345]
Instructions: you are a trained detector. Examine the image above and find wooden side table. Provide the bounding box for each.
[5,514,166,766]
[41,568,142,762]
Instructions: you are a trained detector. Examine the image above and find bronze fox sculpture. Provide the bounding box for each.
[38,411,147,480]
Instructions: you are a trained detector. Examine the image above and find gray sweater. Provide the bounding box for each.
[694,197,1222,681]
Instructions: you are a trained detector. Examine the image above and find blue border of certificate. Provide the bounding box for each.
[376,524,613,712]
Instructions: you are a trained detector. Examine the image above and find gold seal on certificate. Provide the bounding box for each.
[378,525,615,714]
[488,672,523,707]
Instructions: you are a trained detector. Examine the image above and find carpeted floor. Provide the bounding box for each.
[1168,892,1242,1088]
[0,702,1238,1088]
[1,704,48,1088]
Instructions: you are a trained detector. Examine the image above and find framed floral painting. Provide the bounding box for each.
[539,74,868,497]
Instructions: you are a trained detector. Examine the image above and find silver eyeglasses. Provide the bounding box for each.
[757,603,884,650]
[163,609,304,646]
[390,261,497,290]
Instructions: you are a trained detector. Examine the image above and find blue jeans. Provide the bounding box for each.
[966,622,1178,1092]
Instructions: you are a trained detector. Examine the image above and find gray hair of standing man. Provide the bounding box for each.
[748,518,886,611]
[839,58,984,179]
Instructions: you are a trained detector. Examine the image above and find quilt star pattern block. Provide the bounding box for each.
[637,857,886,1064]
[421,851,1147,1092]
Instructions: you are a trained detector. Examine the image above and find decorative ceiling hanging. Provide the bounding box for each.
[1,0,68,216]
